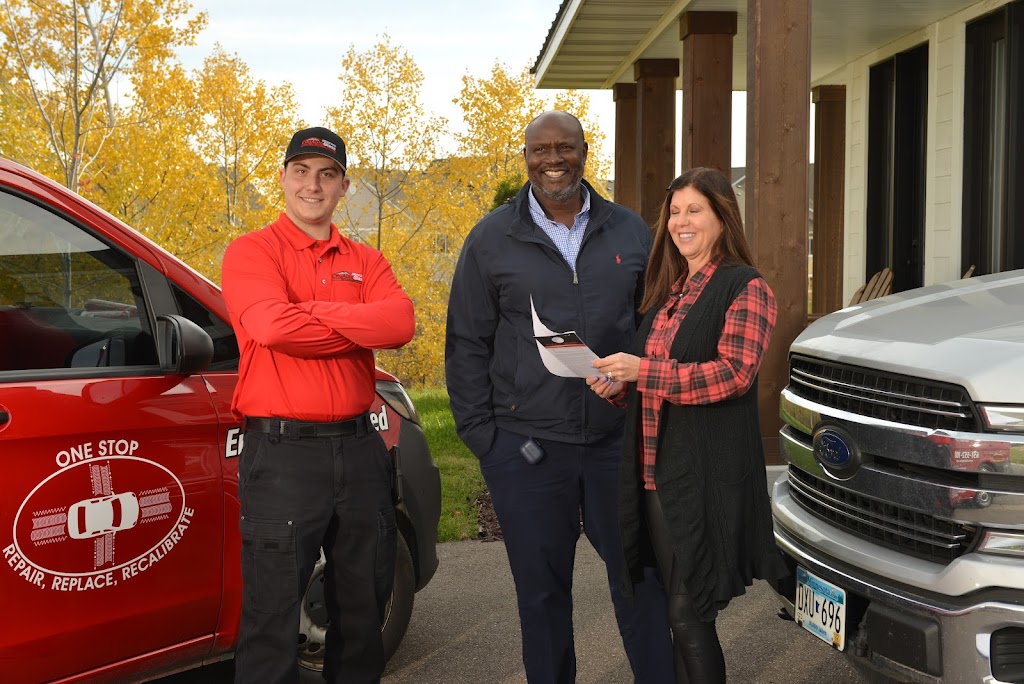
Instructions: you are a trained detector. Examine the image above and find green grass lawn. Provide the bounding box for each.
[408,388,486,542]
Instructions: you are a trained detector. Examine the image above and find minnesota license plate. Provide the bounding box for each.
[795,566,846,651]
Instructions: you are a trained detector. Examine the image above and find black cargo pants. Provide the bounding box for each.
[233,415,396,684]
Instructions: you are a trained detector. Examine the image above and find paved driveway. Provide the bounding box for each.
[163,467,876,683]
[383,466,870,683]
[381,537,870,684]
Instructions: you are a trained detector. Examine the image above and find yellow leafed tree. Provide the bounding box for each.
[0,54,36,165]
[81,58,217,270]
[69,47,300,283]
[191,46,303,280]
[319,52,612,388]
[325,35,455,386]
[0,14,612,386]
[447,64,612,256]
[0,0,207,191]
[454,64,544,193]
[452,64,611,234]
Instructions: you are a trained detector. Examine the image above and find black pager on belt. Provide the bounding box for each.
[520,437,545,465]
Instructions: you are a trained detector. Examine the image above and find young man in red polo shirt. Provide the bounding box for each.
[222,126,414,684]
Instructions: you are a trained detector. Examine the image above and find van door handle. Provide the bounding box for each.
[0,411,8,424]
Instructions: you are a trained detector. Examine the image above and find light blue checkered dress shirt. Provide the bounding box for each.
[527,186,591,273]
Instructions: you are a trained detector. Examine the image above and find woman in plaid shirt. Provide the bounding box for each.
[590,167,788,684]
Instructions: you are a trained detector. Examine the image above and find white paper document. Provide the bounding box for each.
[531,296,601,378]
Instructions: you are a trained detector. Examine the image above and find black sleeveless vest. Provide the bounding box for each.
[618,263,787,621]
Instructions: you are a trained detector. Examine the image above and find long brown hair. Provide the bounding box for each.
[640,167,756,313]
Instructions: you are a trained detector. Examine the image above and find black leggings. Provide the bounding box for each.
[644,489,727,684]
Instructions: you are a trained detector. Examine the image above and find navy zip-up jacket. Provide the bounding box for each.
[445,180,653,457]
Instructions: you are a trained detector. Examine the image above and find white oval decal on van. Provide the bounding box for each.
[4,453,194,591]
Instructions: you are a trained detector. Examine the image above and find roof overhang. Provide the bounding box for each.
[533,0,981,90]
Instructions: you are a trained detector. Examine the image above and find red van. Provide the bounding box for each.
[0,157,441,683]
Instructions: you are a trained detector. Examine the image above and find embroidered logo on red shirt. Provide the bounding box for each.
[333,271,363,282]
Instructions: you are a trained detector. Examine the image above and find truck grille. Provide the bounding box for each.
[788,466,978,564]
[789,355,978,432]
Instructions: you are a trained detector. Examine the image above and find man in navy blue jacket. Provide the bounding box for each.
[445,111,674,684]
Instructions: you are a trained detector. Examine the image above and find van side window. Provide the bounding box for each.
[171,284,239,370]
[0,191,157,372]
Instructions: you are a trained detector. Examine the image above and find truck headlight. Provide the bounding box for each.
[978,531,1024,557]
[978,405,1024,433]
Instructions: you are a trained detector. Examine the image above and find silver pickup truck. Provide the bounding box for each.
[771,270,1024,684]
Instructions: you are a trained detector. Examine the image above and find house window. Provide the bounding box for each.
[866,43,929,293]
[962,1,1024,275]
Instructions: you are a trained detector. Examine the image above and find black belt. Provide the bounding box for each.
[244,414,370,438]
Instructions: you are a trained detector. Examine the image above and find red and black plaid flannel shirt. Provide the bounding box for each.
[631,256,777,489]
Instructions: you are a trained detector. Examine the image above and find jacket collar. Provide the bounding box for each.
[509,178,611,239]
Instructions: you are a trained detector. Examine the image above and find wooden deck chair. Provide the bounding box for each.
[848,267,893,305]
[962,264,976,278]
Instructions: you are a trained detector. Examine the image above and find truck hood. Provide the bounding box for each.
[793,269,1024,404]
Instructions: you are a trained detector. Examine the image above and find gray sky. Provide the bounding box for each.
[178,1,756,168]
[177,1,616,152]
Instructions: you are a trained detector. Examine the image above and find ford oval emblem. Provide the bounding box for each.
[812,426,862,480]
[816,431,851,467]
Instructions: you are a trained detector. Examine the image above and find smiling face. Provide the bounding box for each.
[668,186,724,272]
[280,154,349,238]
[523,113,588,205]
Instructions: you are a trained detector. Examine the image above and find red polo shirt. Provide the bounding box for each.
[222,213,415,421]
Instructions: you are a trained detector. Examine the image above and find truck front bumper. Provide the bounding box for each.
[773,476,1024,684]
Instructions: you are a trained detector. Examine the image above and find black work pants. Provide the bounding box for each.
[644,489,727,684]
[233,421,396,684]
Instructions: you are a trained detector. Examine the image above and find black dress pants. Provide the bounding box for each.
[644,489,727,684]
[233,421,396,684]
[480,428,675,684]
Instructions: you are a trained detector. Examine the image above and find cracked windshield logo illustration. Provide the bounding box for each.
[4,439,194,591]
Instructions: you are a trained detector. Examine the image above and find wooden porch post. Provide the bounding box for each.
[746,0,811,464]
[634,58,679,226]
[811,85,847,315]
[613,83,639,212]
[679,11,737,174]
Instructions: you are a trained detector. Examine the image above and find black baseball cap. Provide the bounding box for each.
[284,126,347,173]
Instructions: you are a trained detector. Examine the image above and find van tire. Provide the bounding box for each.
[382,532,416,660]
[297,533,416,671]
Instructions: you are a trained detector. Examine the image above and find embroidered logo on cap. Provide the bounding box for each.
[301,137,338,152]
[333,271,363,282]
